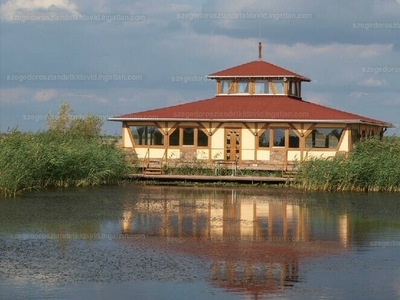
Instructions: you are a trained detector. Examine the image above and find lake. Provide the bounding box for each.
[0,185,399,300]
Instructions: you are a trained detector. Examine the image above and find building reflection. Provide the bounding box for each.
[120,188,349,297]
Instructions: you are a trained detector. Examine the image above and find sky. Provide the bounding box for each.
[0,0,399,135]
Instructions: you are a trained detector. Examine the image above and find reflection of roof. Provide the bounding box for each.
[110,96,392,127]
[208,60,311,81]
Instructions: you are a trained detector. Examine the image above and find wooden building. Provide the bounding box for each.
[109,43,392,172]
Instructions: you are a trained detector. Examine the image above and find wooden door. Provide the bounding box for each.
[225,128,241,162]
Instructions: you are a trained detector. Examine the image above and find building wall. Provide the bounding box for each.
[121,121,382,169]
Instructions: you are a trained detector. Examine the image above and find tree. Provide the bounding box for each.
[46,102,103,136]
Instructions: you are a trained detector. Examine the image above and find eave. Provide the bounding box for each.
[108,117,393,128]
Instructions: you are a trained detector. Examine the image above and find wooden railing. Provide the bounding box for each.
[142,148,150,174]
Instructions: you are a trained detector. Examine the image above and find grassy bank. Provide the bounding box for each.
[0,130,134,197]
[295,136,400,192]
[0,103,135,197]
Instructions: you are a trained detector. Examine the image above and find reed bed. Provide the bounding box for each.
[296,136,400,192]
[0,130,133,197]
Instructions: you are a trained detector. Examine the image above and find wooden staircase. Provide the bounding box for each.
[282,160,298,179]
[143,159,163,175]
[282,170,298,179]
[142,149,167,176]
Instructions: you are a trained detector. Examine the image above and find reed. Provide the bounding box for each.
[295,136,400,192]
[0,102,135,197]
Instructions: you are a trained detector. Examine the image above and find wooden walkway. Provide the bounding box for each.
[127,174,292,184]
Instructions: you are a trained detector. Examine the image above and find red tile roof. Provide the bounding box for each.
[110,96,391,127]
[208,60,311,81]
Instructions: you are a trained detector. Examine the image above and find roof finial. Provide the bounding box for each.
[258,42,262,61]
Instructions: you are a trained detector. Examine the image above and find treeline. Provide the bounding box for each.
[0,103,135,197]
[296,136,400,192]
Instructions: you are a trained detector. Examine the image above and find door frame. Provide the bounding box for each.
[224,128,242,163]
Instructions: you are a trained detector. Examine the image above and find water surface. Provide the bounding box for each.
[0,185,399,299]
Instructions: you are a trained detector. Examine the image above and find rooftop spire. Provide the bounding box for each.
[258,42,262,61]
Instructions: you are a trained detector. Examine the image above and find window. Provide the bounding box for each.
[183,128,194,145]
[169,128,209,147]
[290,81,296,96]
[288,129,299,148]
[258,129,270,147]
[272,80,284,94]
[131,126,163,146]
[220,80,232,94]
[272,128,286,147]
[198,130,208,147]
[305,128,344,149]
[351,128,360,145]
[237,81,249,93]
[254,80,269,94]
[169,129,180,146]
[369,130,375,137]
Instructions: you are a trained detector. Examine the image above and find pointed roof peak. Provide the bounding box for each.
[207,42,310,80]
[208,60,311,81]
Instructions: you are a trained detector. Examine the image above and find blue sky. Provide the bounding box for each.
[0,0,399,135]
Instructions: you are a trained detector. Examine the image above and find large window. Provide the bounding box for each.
[169,129,180,146]
[220,80,232,94]
[258,129,270,147]
[288,129,299,148]
[272,128,286,147]
[169,128,209,147]
[198,130,209,146]
[272,80,284,94]
[351,128,360,145]
[131,126,164,146]
[237,81,249,93]
[258,128,300,148]
[306,128,343,149]
[183,128,194,145]
[254,80,269,94]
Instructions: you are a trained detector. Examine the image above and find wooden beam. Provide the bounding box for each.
[269,81,276,95]
[216,80,221,95]
[283,81,288,95]
[125,122,136,147]
[256,122,269,135]
[254,123,258,161]
[249,81,255,95]
[228,81,235,94]
[211,122,223,136]
[242,122,256,135]
[288,123,302,138]
[303,123,317,138]
[348,125,353,151]
[197,122,209,135]
[167,122,180,135]
[337,126,348,151]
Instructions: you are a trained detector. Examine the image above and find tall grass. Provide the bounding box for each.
[296,136,400,192]
[0,102,137,197]
[0,129,134,197]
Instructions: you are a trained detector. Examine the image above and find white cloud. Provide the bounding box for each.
[63,92,109,104]
[273,43,390,59]
[350,92,370,98]
[303,92,331,106]
[358,78,388,86]
[1,0,79,21]
[33,89,58,102]
[0,87,31,104]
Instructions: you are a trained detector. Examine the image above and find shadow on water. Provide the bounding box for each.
[0,185,399,299]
